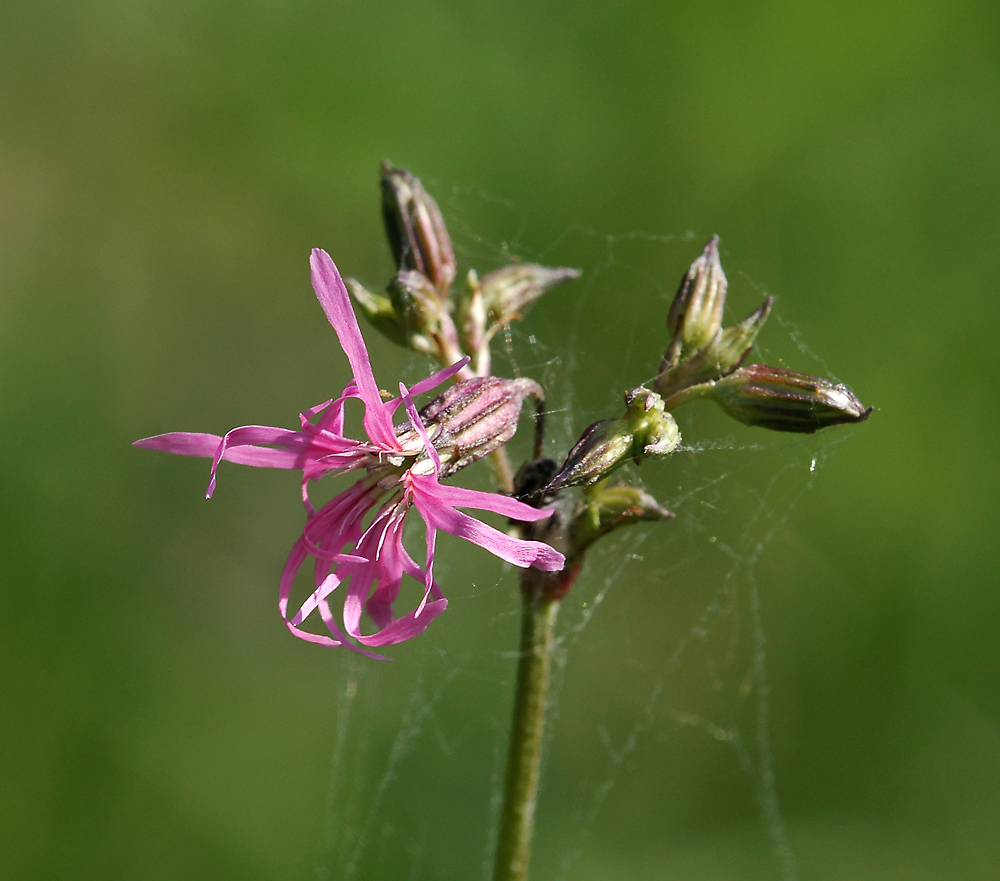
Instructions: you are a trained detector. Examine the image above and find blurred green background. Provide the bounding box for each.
[3,0,999,878]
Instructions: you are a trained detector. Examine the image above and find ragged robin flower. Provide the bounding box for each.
[135,249,563,658]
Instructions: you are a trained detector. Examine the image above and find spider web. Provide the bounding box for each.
[310,183,860,881]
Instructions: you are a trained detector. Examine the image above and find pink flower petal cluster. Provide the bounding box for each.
[135,249,564,657]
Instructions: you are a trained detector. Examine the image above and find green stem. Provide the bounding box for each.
[659,378,716,411]
[493,591,560,881]
[488,447,516,494]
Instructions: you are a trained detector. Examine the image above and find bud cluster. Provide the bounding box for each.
[544,388,679,492]
[381,163,456,296]
[656,236,772,402]
[349,162,579,379]
[654,237,870,434]
[344,168,871,605]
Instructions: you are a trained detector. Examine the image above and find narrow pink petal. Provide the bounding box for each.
[341,572,371,640]
[384,359,469,420]
[398,541,443,600]
[353,511,401,621]
[309,249,398,449]
[316,596,392,660]
[417,518,437,617]
[136,431,305,474]
[364,512,419,627]
[279,532,391,658]
[207,425,308,497]
[407,357,469,395]
[399,381,441,471]
[312,381,359,434]
[300,483,378,562]
[134,432,223,456]
[346,508,404,631]
[279,535,310,620]
[300,398,334,423]
[283,620,345,648]
[291,565,362,626]
[428,481,556,523]
[412,482,565,571]
[221,447,304,468]
[348,598,448,647]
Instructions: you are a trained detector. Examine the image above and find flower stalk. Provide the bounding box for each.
[493,587,562,881]
[135,165,872,880]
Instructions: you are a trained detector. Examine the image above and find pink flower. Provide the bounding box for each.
[135,249,564,657]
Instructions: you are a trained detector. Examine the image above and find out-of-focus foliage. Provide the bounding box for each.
[2,1,999,878]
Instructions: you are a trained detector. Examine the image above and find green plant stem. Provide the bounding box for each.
[493,590,560,881]
[489,447,516,494]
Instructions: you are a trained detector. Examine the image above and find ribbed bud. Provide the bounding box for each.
[415,376,544,478]
[711,297,772,371]
[665,236,727,359]
[387,270,440,327]
[545,388,680,492]
[478,263,580,333]
[346,277,434,354]
[518,481,673,601]
[570,484,673,556]
[657,297,772,402]
[710,365,872,433]
[380,162,456,296]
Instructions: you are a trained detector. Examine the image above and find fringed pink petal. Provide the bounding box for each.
[410,474,565,571]
[207,425,309,497]
[134,431,304,471]
[134,432,223,457]
[428,481,557,523]
[418,517,438,617]
[281,483,374,627]
[348,508,401,630]
[310,380,360,434]
[383,357,470,419]
[347,598,448,648]
[316,595,392,660]
[399,381,442,471]
[278,536,344,646]
[310,249,399,451]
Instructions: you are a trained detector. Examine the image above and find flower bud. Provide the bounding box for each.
[387,270,440,326]
[545,388,680,492]
[380,162,456,297]
[710,365,872,433]
[478,263,580,335]
[519,481,673,601]
[416,376,544,478]
[570,483,673,555]
[656,297,772,402]
[346,276,434,355]
[711,297,772,371]
[665,236,727,360]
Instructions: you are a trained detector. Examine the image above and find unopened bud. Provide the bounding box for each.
[518,478,673,601]
[478,263,580,335]
[387,270,440,327]
[346,277,434,355]
[380,162,456,296]
[657,297,772,402]
[417,376,544,478]
[710,365,872,433]
[665,236,727,361]
[570,483,673,556]
[545,388,680,492]
[711,297,772,371]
